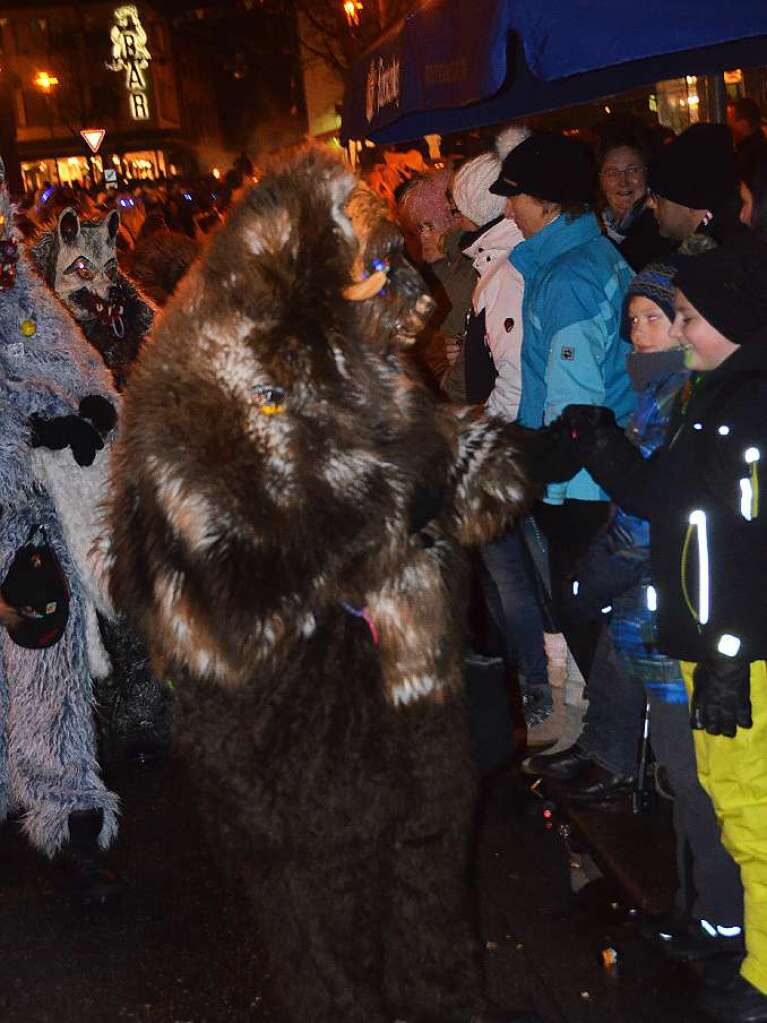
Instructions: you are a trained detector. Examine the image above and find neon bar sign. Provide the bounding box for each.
[107,5,151,121]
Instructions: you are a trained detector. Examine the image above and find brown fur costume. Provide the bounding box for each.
[106,148,531,1023]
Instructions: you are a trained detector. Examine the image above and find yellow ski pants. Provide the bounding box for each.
[683,660,767,994]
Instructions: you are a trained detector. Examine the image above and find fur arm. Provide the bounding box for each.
[441,408,533,547]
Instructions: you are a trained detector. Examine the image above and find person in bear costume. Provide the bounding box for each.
[0,158,120,897]
[105,148,541,1022]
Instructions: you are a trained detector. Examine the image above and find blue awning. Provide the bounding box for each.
[341,0,767,143]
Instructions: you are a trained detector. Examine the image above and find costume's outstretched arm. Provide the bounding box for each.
[440,409,534,547]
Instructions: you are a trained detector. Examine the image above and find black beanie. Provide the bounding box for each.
[673,243,767,345]
[649,124,738,211]
[489,133,595,204]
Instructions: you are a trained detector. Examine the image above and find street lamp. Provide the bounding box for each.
[33,71,61,185]
[343,1,363,27]
[33,71,59,94]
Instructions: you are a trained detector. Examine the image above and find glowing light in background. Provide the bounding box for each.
[33,71,59,93]
[344,1,363,27]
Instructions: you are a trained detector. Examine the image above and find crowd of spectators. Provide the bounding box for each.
[388,103,767,1023]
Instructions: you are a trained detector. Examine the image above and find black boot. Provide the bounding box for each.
[702,951,747,990]
[63,809,121,904]
[521,742,592,781]
[561,761,634,804]
[650,917,745,962]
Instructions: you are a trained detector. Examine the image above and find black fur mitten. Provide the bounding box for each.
[30,414,104,467]
[79,395,118,437]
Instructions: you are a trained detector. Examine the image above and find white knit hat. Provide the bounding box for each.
[452,153,504,228]
[451,124,531,228]
[495,124,531,160]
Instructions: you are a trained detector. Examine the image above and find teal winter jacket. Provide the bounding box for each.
[511,212,635,504]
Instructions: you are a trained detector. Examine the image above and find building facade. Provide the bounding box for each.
[0,1,222,191]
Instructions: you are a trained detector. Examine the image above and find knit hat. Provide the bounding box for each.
[626,262,678,324]
[452,153,504,228]
[495,124,532,161]
[489,133,595,204]
[398,168,456,235]
[649,123,738,212]
[452,125,531,228]
[673,242,767,345]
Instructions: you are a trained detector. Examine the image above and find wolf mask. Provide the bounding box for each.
[32,206,155,388]
[38,208,121,317]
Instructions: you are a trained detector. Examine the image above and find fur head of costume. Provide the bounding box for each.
[0,160,114,416]
[31,206,155,388]
[35,207,120,314]
[107,147,530,700]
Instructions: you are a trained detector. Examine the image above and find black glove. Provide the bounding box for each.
[691,656,752,738]
[519,419,583,485]
[30,414,104,467]
[560,405,618,449]
[79,395,117,436]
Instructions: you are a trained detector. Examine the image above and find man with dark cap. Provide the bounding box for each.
[489,132,634,681]
[560,243,767,1022]
[648,122,750,252]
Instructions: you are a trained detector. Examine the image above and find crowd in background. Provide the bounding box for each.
[375,99,767,1023]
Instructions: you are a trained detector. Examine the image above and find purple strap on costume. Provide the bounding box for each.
[340,602,380,646]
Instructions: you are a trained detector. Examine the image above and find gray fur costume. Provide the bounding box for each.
[30,204,170,762]
[0,163,118,856]
[107,149,532,1022]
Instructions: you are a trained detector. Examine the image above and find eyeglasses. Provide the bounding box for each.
[600,165,646,183]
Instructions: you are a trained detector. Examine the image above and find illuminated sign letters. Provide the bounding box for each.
[365,56,401,124]
[107,5,151,121]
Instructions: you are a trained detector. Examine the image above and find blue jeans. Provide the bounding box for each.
[480,529,549,689]
[579,626,645,776]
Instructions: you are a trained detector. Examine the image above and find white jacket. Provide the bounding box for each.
[463,217,525,421]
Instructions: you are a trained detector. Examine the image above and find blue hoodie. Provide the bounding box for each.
[511,212,635,504]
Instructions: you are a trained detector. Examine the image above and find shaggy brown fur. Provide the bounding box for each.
[106,147,531,1022]
[121,228,200,306]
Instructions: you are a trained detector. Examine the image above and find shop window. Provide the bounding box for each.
[122,150,162,179]
[57,155,98,188]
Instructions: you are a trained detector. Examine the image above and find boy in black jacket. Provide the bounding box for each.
[560,243,767,1023]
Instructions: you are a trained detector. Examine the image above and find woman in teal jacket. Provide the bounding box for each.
[490,132,635,676]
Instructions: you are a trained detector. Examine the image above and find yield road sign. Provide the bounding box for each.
[80,128,106,154]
